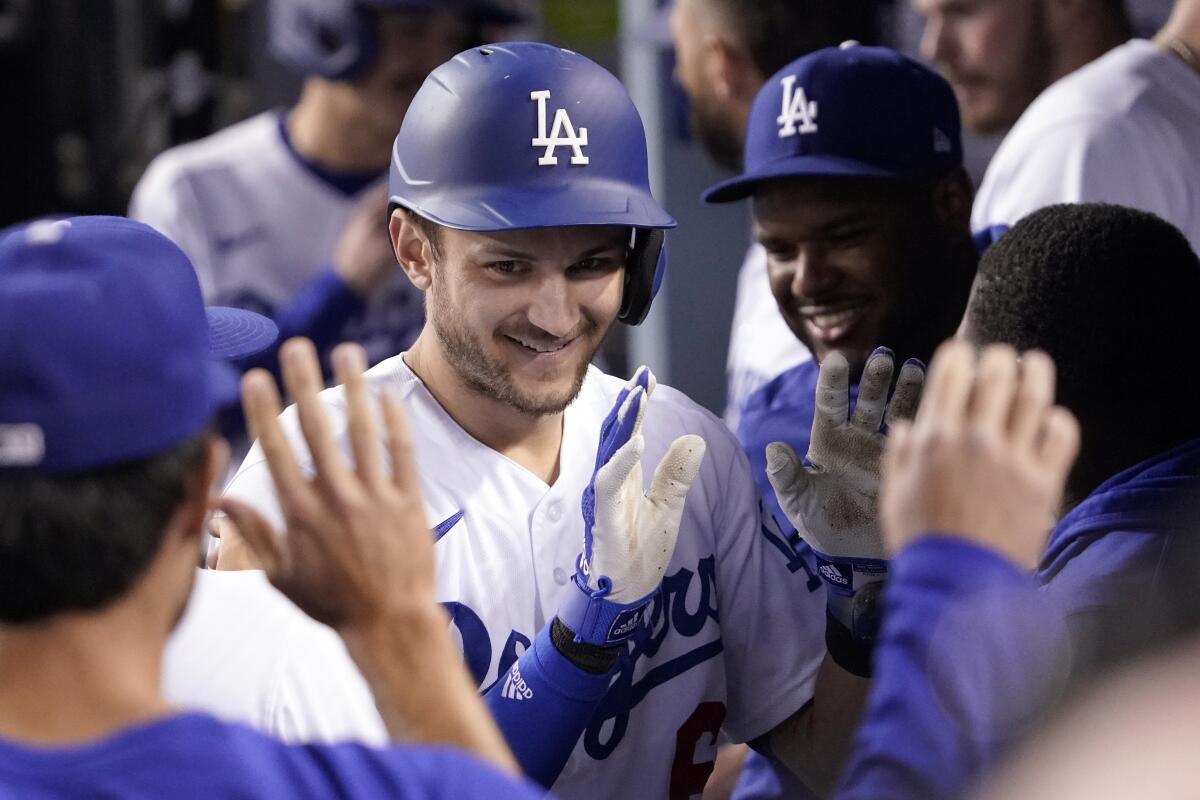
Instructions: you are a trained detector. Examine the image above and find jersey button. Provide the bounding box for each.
[546,502,563,522]
[553,567,568,585]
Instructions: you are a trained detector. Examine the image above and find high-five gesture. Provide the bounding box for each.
[220,339,517,774]
[880,342,1080,568]
[765,347,924,672]
[559,366,707,646]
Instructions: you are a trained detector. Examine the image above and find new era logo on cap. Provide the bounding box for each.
[0,424,45,467]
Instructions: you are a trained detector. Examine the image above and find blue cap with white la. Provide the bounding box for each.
[703,42,963,203]
[0,216,277,473]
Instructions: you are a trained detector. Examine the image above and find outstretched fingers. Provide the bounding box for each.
[280,338,353,496]
[333,343,386,490]
[646,434,707,511]
[811,351,851,448]
[242,368,310,516]
[850,347,895,432]
[884,358,926,428]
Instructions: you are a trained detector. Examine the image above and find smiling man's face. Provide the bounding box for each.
[752,176,961,375]
[423,225,629,416]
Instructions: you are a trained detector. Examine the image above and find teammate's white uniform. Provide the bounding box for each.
[973,39,1200,255]
[223,355,827,799]
[130,111,422,365]
[165,569,387,745]
[724,244,811,431]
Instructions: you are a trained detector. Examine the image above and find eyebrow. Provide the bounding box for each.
[473,235,629,261]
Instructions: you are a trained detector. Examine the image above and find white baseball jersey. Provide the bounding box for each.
[973,39,1200,256]
[724,244,812,431]
[165,569,387,745]
[223,355,827,799]
[129,111,422,365]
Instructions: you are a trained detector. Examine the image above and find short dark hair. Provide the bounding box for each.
[968,204,1200,484]
[707,0,878,78]
[401,207,445,262]
[0,431,211,624]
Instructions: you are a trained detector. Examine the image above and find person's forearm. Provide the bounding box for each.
[341,606,520,776]
[768,656,870,797]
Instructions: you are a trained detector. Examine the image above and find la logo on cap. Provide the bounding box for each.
[531,89,589,166]
[777,75,818,138]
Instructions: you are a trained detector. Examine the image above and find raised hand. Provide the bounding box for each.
[765,347,924,662]
[880,341,1079,569]
[559,366,707,646]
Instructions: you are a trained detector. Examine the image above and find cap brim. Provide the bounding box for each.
[702,155,917,204]
[206,307,279,361]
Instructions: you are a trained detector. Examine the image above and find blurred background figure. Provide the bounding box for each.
[912,0,1132,136]
[668,0,878,430]
[969,0,1200,254]
[129,0,523,373]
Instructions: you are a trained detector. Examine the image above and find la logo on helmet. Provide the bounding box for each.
[530,89,589,166]
[777,75,818,138]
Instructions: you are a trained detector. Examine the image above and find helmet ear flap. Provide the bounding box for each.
[619,229,666,326]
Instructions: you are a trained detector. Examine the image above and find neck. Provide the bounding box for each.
[404,333,566,484]
[0,593,174,745]
[287,80,394,173]
[1155,0,1200,70]
[1049,12,1129,85]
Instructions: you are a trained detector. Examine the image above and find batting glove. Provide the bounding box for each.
[766,348,924,673]
[558,366,707,647]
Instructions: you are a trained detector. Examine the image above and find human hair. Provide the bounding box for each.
[706,0,878,78]
[401,207,445,262]
[0,431,211,624]
[968,204,1200,491]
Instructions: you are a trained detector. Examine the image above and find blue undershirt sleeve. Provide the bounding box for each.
[835,536,1070,800]
[239,268,365,375]
[483,622,616,788]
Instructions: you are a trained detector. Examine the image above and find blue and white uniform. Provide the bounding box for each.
[222,355,827,800]
[130,111,423,369]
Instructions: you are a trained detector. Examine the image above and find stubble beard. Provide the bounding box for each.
[429,284,605,418]
[689,94,744,174]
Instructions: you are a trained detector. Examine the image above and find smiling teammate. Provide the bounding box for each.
[220,42,836,798]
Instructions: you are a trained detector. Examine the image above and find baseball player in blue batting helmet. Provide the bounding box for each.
[131,0,526,378]
[221,40,834,799]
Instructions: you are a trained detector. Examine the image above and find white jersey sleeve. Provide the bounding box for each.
[972,112,1179,234]
[164,570,387,745]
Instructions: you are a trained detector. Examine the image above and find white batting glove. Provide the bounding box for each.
[558,366,707,646]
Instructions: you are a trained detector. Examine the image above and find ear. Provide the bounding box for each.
[172,435,229,546]
[931,167,975,233]
[390,209,434,292]
[703,35,761,104]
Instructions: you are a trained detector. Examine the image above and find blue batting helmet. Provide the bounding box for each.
[388,42,676,325]
[267,0,524,81]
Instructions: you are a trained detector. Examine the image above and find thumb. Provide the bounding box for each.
[765,442,812,523]
[217,497,283,576]
[646,434,707,511]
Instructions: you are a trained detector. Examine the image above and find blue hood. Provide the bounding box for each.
[1040,438,1200,580]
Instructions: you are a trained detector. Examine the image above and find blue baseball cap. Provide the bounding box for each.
[703,43,963,203]
[0,216,277,473]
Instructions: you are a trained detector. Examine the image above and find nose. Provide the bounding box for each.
[526,274,582,339]
[789,245,838,299]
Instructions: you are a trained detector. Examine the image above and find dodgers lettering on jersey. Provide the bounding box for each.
[224,356,826,800]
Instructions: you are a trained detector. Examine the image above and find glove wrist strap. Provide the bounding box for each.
[812,548,889,676]
[557,558,657,646]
